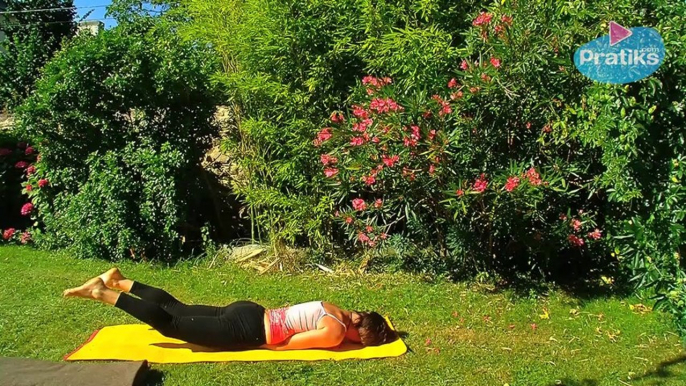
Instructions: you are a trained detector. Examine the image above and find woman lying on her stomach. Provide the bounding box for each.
[63,268,397,350]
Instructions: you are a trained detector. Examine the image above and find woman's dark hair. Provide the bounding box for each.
[353,311,398,346]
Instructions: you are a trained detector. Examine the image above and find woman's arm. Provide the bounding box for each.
[264,327,345,351]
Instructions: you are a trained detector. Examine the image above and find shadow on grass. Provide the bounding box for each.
[480,247,635,303]
[547,354,686,386]
[629,354,686,383]
[546,379,598,386]
[137,368,164,386]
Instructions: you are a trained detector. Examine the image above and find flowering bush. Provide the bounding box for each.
[15,17,219,260]
[317,73,607,280]
[0,132,36,244]
[182,0,686,336]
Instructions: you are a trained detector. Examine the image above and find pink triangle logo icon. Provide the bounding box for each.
[609,21,632,46]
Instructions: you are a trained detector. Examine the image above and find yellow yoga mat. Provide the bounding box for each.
[64,320,407,363]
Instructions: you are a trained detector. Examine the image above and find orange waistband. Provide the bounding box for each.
[268,307,291,345]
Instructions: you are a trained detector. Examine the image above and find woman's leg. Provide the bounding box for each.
[64,277,231,348]
[99,268,221,317]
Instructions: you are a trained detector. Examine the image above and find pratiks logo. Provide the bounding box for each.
[574,22,665,84]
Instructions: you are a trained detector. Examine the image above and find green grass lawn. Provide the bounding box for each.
[0,245,684,385]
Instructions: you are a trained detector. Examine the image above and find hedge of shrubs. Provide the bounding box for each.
[177,0,686,334]
[1,0,684,335]
[8,17,220,260]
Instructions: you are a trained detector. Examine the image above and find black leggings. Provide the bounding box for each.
[114,282,266,349]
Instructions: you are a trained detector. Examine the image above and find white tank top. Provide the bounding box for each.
[285,301,347,333]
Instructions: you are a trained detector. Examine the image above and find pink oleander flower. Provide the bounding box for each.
[588,229,602,240]
[365,225,374,233]
[450,91,464,100]
[330,112,345,124]
[525,167,542,186]
[352,105,369,119]
[3,228,16,240]
[559,213,567,221]
[351,118,373,132]
[324,168,339,178]
[334,210,340,217]
[456,189,465,196]
[504,176,520,192]
[429,164,436,174]
[494,24,504,34]
[542,124,552,133]
[362,75,383,88]
[317,127,333,142]
[20,231,31,244]
[358,232,370,244]
[380,232,388,240]
[15,161,28,169]
[345,216,354,224]
[369,97,402,114]
[448,78,458,89]
[410,125,421,140]
[362,175,376,185]
[429,130,437,140]
[313,139,322,147]
[570,218,582,231]
[439,102,452,116]
[501,15,513,25]
[472,11,493,26]
[352,198,367,211]
[382,154,399,167]
[423,110,433,119]
[460,60,469,71]
[25,146,35,155]
[320,154,338,165]
[568,234,585,247]
[480,73,491,82]
[469,86,480,94]
[0,148,12,156]
[473,174,488,193]
[490,57,501,68]
[26,165,36,175]
[26,184,33,192]
[374,199,383,209]
[525,122,532,129]
[350,137,365,146]
[403,137,418,147]
[21,202,34,216]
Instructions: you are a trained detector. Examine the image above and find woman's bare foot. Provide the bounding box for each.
[63,277,108,300]
[99,267,125,289]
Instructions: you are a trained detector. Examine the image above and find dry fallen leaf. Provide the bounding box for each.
[629,303,651,314]
[539,308,550,320]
